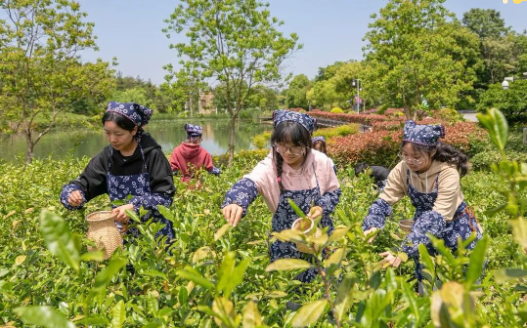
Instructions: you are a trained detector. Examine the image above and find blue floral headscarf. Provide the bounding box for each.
[106,102,152,128]
[185,123,203,137]
[312,136,326,143]
[403,120,445,146]
[273,110,316,134]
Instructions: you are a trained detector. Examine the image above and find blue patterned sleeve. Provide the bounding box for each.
[401,210,446,257]
[128,193,173,212]
[221,178,259,216]
[208,166,221,176]
[362,198,393,230]
[314,188,342,215]
[60,184,87,210]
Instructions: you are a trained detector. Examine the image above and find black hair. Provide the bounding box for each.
[402,141,469,177]
[355,162,370,177]
[313,140,327,155]
[102,111,141,137]
[271,121,312,190]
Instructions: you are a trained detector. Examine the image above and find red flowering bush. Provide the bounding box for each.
[442,122,488,153]
[328,130,401,167]
[308,111,387,125]
[328,120,488,167]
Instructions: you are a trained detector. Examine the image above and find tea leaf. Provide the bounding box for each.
[494,268,527,283]
[242,301,262,328]
[328,226,350,243]
[291,299,328,327]
[109,300,126,328]
[91,256,127,294]
[40,210,80,272]
[14,306,75,328]
[80,251,105,262]
[124,209,141,223]
[477,108,508,151]
[287,198,307,219]
[401,279,420,321]
[324,247,345,269]
[192,246,213,264]
[271,229,305,244]
[177,266,214,289]
[466,236,488,286]
[214,223,231,241]
[265,259,312,272]
[266,291,288,298]
[14,255,26,266]
[157,205,175,224]
[212,297,236,328]
[510,217,527,251]
[334,274,354,321]
[218,252,250,298]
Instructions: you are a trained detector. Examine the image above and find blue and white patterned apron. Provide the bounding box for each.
[107,144,175,241]
[269,164,334,283]
[407,169,483,280]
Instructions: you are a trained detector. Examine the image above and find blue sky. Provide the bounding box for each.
[79,0,527,85]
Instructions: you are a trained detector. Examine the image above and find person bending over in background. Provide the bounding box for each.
[169,123,220,188]
[355,162,390,190]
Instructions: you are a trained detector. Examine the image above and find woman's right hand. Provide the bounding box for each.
[363,227,378,243]
[222,204,243,227]
[68,190,83,207]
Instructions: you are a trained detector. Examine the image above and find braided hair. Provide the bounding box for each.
[403,141,470,177]
[271,121,312,190]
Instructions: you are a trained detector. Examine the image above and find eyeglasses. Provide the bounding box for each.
[273,143,304,156]
[399,154,424,165]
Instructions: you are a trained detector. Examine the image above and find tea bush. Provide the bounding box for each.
[0,144,525,327]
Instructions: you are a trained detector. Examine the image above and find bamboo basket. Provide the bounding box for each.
[291,218,322,254]
[399,219,414,235]
[86,211,122,260]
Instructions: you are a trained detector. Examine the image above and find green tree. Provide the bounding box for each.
[448,21,485,109]
[112,87,150,109]
[363,0,476,119]
[114,74,173,113]
[462,9,521,86]
[476,80,527,122]
[462,8,509,39]
[163,0,300,163]
[163,66,207,115]
[0,0,115,163]
[306,80,339,111]
[247,85,278,112]
[286,74,311,109]
[314,61,347,82]
[306,61,364,110]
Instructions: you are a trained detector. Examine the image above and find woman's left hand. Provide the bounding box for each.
[112,204,134,223]
[379,251,402,269]
[307,206,323,220]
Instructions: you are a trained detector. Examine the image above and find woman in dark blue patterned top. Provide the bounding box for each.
[60,102,176,241]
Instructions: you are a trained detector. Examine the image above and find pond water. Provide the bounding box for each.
[0,120,269,162]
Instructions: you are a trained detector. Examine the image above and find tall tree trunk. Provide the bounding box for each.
[25,134,34,164]
[228,114,237,165]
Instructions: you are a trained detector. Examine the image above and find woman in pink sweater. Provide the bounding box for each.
[221,110,341,283]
